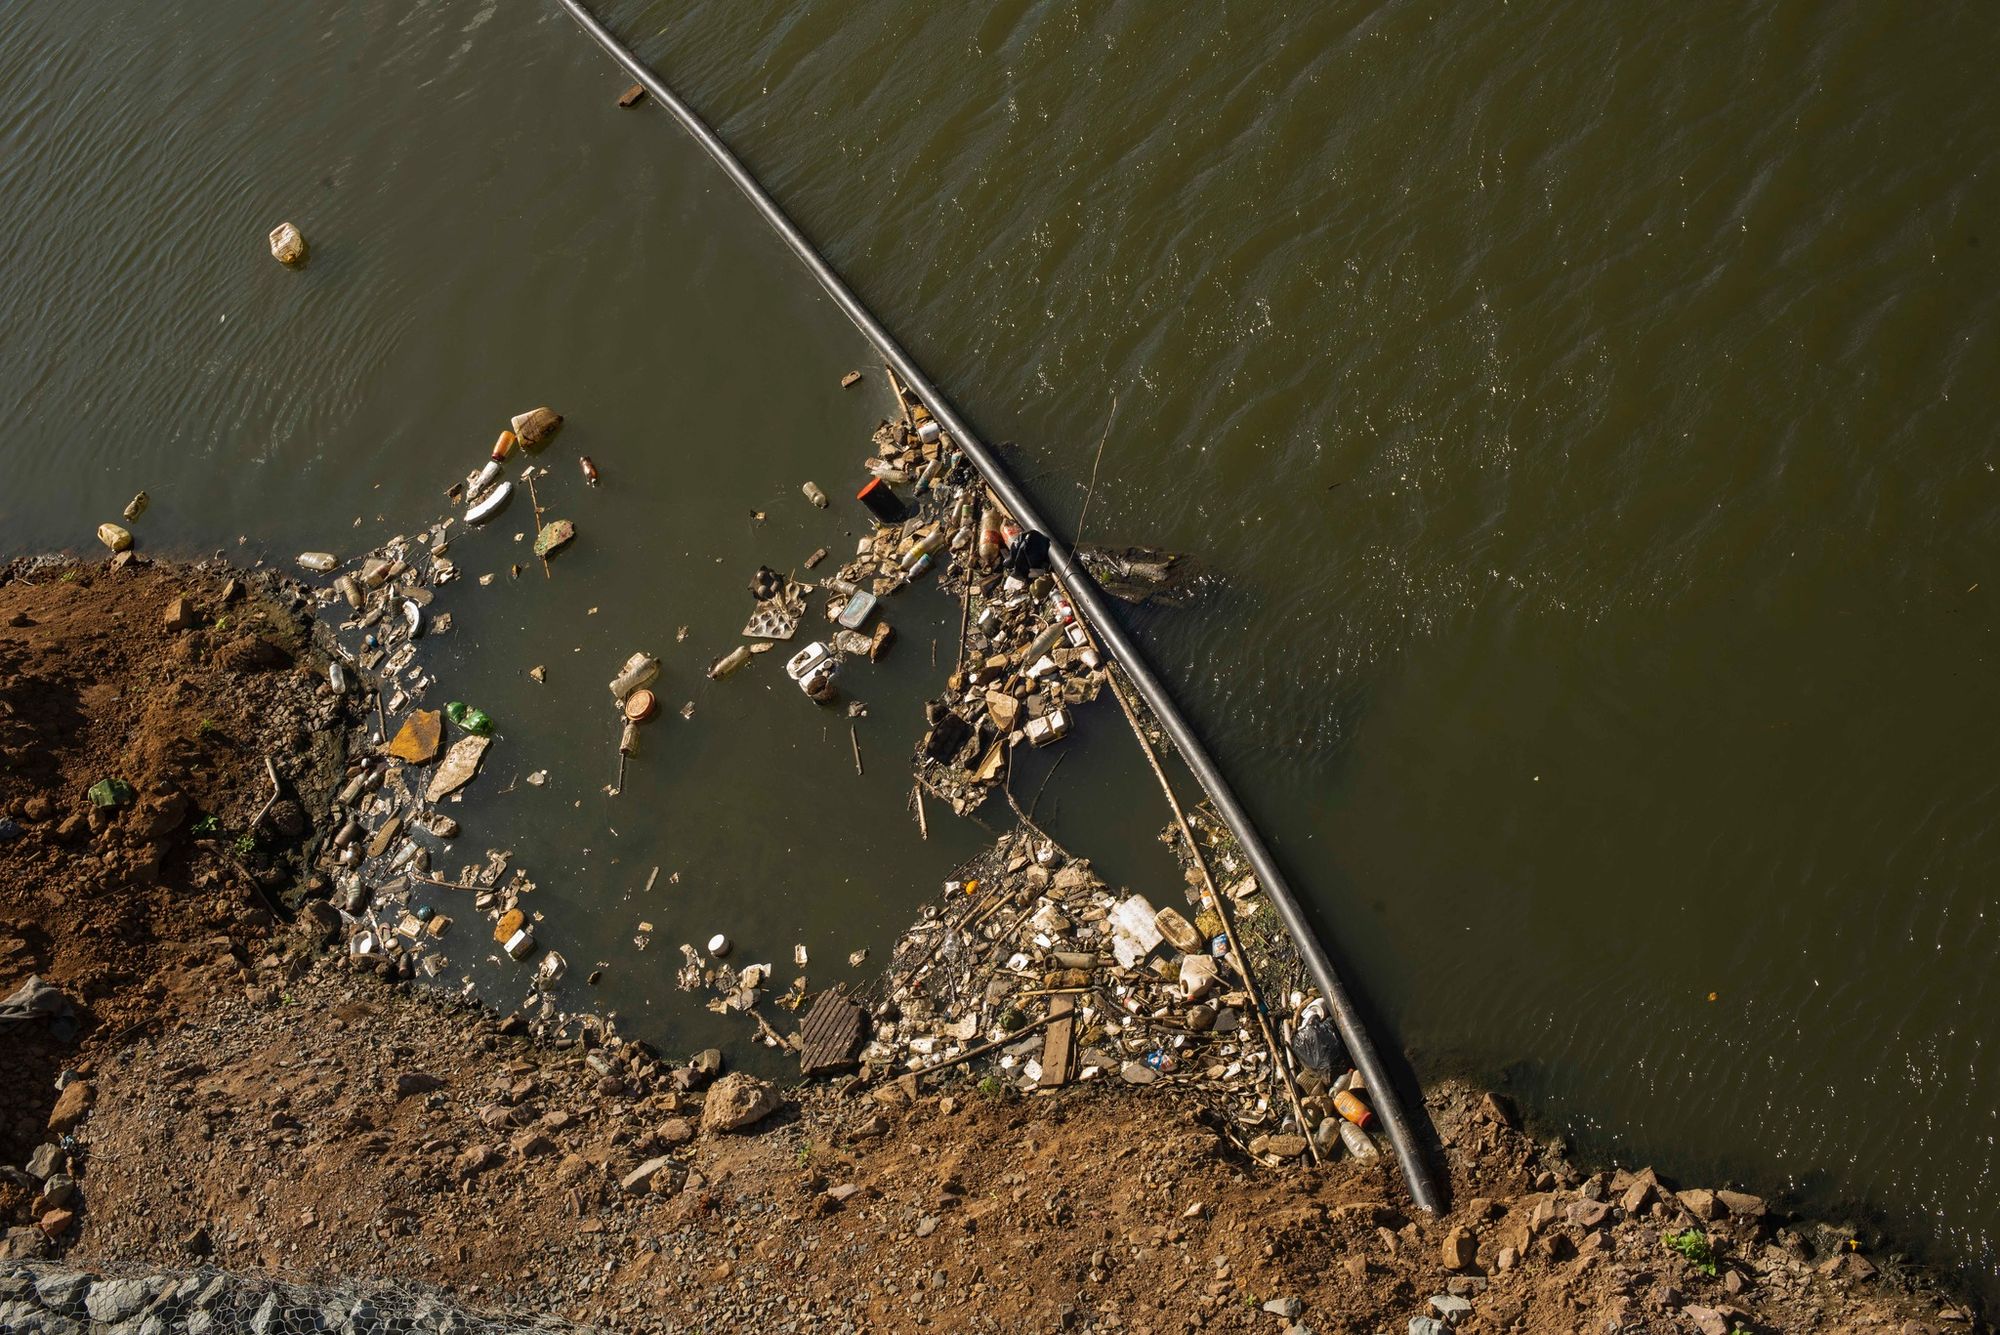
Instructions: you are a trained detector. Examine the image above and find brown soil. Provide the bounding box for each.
[0,557,1985,1334]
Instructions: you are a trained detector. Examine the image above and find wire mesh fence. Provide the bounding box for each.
[1,1258,611,1334]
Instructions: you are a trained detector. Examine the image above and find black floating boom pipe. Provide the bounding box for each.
[556,0,1442,1215]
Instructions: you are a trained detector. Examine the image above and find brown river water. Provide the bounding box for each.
[1,0,1995,1297]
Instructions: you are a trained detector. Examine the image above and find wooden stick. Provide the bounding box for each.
[896,1012,1054,1086]
[526,472,551,580]
[914,784,929,841]
[1074,391,1119,549]
[250,755,283,833]
[849,725,864,777]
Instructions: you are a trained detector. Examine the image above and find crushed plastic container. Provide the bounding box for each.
[297,552,336,573]
[608,652,660,702]
[836,591,879,630]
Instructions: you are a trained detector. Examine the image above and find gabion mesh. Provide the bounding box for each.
[1,1259,610,1335]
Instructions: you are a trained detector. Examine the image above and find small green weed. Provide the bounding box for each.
[190,814,220,836]
[233,832,259,858]
[793,1140,814,1168]
[59,570,78,583]
[1663,1227,1718,1276]
[976,1075,1003,1100]
[214,615,231,632]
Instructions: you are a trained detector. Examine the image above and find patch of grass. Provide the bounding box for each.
[1663,1227,1718,1276]
[59,569,78,583]
[793,1140,814,1168]
[976,1075,1003,1100]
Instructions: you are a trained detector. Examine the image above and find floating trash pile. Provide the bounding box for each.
[298,406,589,1019]
[840,824,1385,1165]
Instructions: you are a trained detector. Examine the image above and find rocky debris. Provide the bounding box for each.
[698,1073,782,1134]
[44,1082,92,1134]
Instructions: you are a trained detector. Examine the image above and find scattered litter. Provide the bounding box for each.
[123,492,149,522]
[444,701,494,736]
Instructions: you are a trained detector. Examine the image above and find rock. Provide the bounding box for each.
[1249,1133,1308,1160]
[1682,1304,1730,1335]
[36,1207,75,1237]
[453,1145,499,1179]
[249,1292,284,1335]
[1118,1062,1158,1085]
[1620,1179,1655,1215]
[39,1172,77,1208]
[1408,1320,1445,1335]
[426,734,491,801]
[387,709,443,765]
[620,1156,677,1194]
[1495,1246,1517,1273]
[1262,1297,1302,1319]
[163,596,195,631]
[656,1117,695,1146]
[690,1048,724,1082]
[1441,1225,1478,1270]
[509,1129,555,1158]
[1477,1092,1517,1128]
[1715,1189,1766,1219]
[269,221,308,265]
[510,407,563,448]
[86,1278,156,1324]
[25,1143,63,1180]
[1818,1251,1877,1280]
[215,635,291,672]
[0,1226,48,1262]
[46,1081,94,1133]
[268,799,308,838]
[1566,1199,1611,1229]
[1428,1293,1472,1322]
[1676,1188,1723,1221]
[36,1271,90,1311]
[393,1071,442,1099]
[699,1072,783,1134]
[299,899,341,945]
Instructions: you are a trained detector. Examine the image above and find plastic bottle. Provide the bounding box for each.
[977,507,1002,569]
[1334,1088,1374,1127]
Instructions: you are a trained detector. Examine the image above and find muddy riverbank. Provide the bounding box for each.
[0,554,1986,1334]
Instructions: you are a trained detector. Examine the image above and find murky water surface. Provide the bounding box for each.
[3,0,1996,1295]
